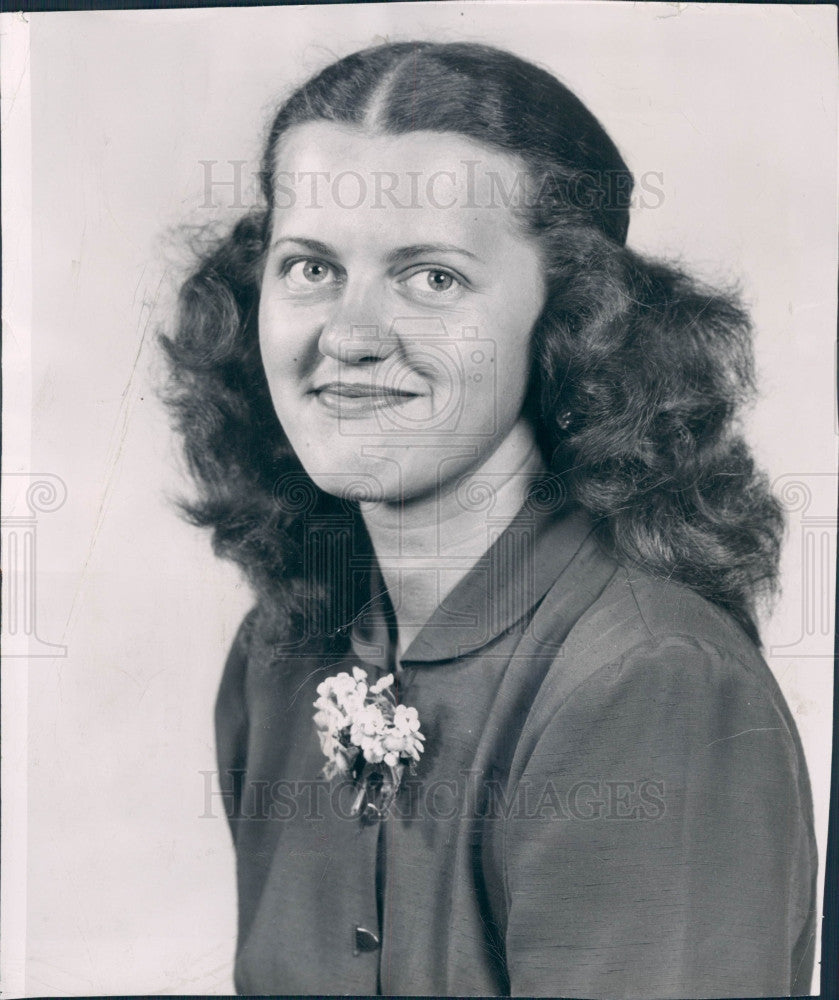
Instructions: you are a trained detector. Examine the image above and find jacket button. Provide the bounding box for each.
[361,802,382,825]
[354,926,380,953]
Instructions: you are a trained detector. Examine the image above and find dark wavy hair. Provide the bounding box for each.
[160,41,783,649]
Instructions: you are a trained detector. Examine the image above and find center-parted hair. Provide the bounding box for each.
[161,41,783,649]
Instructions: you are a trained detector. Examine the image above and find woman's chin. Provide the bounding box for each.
[301,462,444,507]
[302,464,400,504]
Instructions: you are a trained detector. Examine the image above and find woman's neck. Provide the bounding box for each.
[358,418,546,660]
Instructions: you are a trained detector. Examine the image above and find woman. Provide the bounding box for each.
[162,42,817,998]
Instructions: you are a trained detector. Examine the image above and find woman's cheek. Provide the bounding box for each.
[259,304,305,382]
[466,335,530,433]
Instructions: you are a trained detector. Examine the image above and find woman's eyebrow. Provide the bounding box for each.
[386,244,483,266]
[270,236,336,257]
[269,238,484,265]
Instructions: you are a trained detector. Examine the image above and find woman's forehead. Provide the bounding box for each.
[273,121,525,182]
[269,122,535,250]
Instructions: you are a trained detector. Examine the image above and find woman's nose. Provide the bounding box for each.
[317,284,396,364]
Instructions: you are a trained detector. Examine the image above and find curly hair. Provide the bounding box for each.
[160,41,783,649]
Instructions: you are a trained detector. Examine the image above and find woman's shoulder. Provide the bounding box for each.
[217,605,260,691]
[520,557,803,769]
[578,556,759,656]
[550,553,774,690]
[503,563,816,886]
[504,569,817,1000]
[215,608,259,731]
[217,604,336,708]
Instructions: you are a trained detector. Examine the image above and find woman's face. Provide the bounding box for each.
[259,123,547,503]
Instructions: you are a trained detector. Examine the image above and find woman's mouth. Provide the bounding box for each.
[311,381,423,418]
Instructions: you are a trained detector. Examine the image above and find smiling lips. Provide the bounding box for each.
[314,381,419,398]
[311,380,423,417]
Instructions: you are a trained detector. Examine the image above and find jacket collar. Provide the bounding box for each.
[350,497,597,668]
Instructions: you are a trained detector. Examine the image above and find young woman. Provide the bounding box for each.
[162,41,816,998]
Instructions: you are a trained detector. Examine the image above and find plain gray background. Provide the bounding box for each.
[2,3,836,995]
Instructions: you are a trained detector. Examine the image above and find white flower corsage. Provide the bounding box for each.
[313,666,425,822]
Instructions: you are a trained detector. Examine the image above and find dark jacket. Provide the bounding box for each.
[215,504,817,997]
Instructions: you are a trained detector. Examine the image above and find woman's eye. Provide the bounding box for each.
[403,269,462,297]
[425,270,454,292]
[283,259,338,287]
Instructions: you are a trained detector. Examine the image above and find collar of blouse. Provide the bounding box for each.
[350,498,596,669]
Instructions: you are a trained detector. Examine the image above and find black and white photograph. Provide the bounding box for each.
[1,2,837,997]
